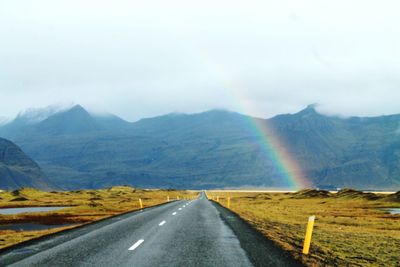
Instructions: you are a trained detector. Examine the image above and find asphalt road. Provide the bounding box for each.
[0,192,302,267]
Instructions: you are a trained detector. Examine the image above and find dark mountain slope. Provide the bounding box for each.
[0,105,399,190]
[0,138,53,190]
[269,107,400,189]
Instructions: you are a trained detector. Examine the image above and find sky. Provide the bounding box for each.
[1,0,400,122]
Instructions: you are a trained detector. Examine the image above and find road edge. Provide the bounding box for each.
[211,201,305,267]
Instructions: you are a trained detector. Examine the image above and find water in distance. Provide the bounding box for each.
[0,206,68,215]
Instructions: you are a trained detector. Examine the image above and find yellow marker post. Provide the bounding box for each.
[167,195,170,202]
[139,198,143,209]
[216,196,219,202]
[177,196,180,200]
[227,197,231,208]
[303,216,315,254]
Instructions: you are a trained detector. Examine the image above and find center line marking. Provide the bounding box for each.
[172,212,177,215]
[129,239,144,251]
[159,220,166,226]
[178,208,182,210]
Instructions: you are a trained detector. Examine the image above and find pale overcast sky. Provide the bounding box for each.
[1,0,400,121]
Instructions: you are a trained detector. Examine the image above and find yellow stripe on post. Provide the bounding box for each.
[303,215,315,254]
[139,198,143,209]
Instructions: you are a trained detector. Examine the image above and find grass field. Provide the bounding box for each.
[0,187,197,249]
[207,189,400,267]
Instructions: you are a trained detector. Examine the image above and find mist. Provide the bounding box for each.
[1,0,400,121]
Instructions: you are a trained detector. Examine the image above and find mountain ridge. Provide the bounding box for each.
[0,104,399,190]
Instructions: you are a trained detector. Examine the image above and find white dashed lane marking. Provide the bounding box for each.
[129,239,144,251]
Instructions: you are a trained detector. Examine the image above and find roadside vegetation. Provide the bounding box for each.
[207,189,400,267]
[0,187,197,249]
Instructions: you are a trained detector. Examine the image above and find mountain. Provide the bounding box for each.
[16,104,71,124]
[0,105,131,138]
[0,138,53,190]
[269,105,400,190]
[0,116,10,126]
[0,104,399,190]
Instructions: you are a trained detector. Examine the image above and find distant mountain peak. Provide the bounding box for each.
[191,109,242,118]
[204,108,233,113]
[297,104,320,116]
[306,103,318,110]
[33,104,99,135]
[69,104,85,111]
[64,104,91,115]
[165,109,236,117]
[15,104,75,124]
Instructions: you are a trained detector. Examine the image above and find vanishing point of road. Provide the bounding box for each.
[0,192,302,267]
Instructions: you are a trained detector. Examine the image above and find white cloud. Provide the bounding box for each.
[1,0,400,121]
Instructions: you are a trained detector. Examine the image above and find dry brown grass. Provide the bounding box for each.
[207,189,400,267]
[0,187,198,249]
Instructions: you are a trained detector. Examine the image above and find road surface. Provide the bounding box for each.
[0,192,302,266]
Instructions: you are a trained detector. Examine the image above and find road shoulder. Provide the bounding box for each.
[212,201,304,267]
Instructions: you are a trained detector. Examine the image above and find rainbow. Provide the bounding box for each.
[204,59,312,190]
[242,116,312,190]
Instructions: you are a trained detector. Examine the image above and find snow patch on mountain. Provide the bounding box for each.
[16,103,75,124]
